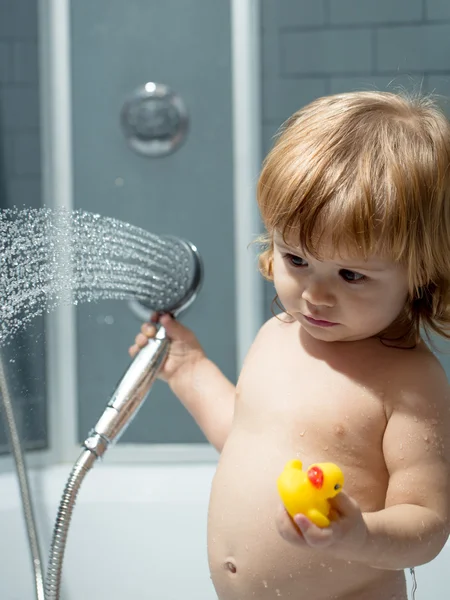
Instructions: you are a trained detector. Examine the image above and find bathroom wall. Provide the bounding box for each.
[0,0,41,210]
[71,0,235,445]
[0,0,236,457]
[260,0,450,319]
[0,0,47,453]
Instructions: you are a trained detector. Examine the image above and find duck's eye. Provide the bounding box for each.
[334,483,341,490]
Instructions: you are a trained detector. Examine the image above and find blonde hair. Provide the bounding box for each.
[257,91,450,343]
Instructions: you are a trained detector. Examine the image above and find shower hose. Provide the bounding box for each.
[0,354,45,600]
[0,325,171,600]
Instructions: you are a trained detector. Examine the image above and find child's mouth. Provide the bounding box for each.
[303,315,338,328]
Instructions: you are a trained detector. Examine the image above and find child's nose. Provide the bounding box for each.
[301,277,335,307]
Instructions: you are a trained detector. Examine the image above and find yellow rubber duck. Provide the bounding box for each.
[277,459,344,528]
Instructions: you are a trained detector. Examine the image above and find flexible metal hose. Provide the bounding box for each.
[44,449,96,600]
[0,355,46,600]
[45,327,171,599]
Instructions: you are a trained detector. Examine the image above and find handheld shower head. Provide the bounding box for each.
[45,233,204,600]
[85,235,203,457]
[128,236,203,320]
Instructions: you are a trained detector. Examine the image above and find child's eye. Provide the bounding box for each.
[339,269,367,283]
[283,253,307,267]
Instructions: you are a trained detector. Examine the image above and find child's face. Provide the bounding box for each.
[272,232,410,342]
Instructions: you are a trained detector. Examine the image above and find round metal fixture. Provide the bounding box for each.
[120,82,189,157]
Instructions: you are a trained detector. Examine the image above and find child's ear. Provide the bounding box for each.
[266,255,274,278]
[258,250,274,280]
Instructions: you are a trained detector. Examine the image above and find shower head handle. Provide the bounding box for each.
[87,326,169,452]
[84,234,203,456]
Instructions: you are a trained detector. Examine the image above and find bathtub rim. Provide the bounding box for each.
[0,443,219,475]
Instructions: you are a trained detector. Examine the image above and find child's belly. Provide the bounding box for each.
[207,427,406,600]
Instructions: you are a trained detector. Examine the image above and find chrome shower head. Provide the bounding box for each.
[85,233,204,457]
[128,235,203,320]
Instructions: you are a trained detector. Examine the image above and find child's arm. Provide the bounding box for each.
[129,313,235,451]
[168,352,236,452]
[353,356,450,569]
[289,354,450,569]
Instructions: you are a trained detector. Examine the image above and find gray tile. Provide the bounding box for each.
[376,24,450,72]
[427,75,450,118]
[13,40,38,83]
[5,175,41,207]
[426,0,450,20]
[427,74,450,96]
[13,131,41,175]
[0,0,37,38]
[278,0,326,28]
[0,134,15,175]
[263,76,327,120]
[0,41,10,82]
[262,0,326,30]
[282,28,372,75]
[261,0,279,31]
[0,85,40,130]
[262,27,281,79]
[330,0,422,25]
[330,74,427,95]
[11,0,38,38]
[0,0,14,38]
[262,121,283,158]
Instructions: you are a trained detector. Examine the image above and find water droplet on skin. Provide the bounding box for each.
[262,580,268,588]
[299,430,306,436]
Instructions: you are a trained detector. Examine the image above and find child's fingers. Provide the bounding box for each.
[293,514,334,548]
[276,505,307,546]
[141,322,157,338]
[329,490,359,517]
[129,327,155,357]
[128,344,139,358]
[159,314,190,340]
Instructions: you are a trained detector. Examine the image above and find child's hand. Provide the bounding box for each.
[128,313,205,384]
[276,491,368,555]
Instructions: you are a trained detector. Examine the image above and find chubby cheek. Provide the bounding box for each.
[349,289,407,331]
[273,263,299,309]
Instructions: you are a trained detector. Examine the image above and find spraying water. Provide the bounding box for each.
[0,207,195,344]
[0,206,203,600]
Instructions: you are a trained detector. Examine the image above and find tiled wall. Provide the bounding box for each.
[0,0,46,453]
[261,0,450,317]
[0,0,41,209]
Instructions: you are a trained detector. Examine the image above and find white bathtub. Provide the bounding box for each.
[0,462,449,600]
[0,463,217,600]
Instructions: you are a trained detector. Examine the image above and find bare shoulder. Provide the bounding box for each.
[384,341,450,418]
[256,313,295,338]
[240,314,296,370]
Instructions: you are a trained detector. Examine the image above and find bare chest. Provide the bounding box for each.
[232,330,389,491]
